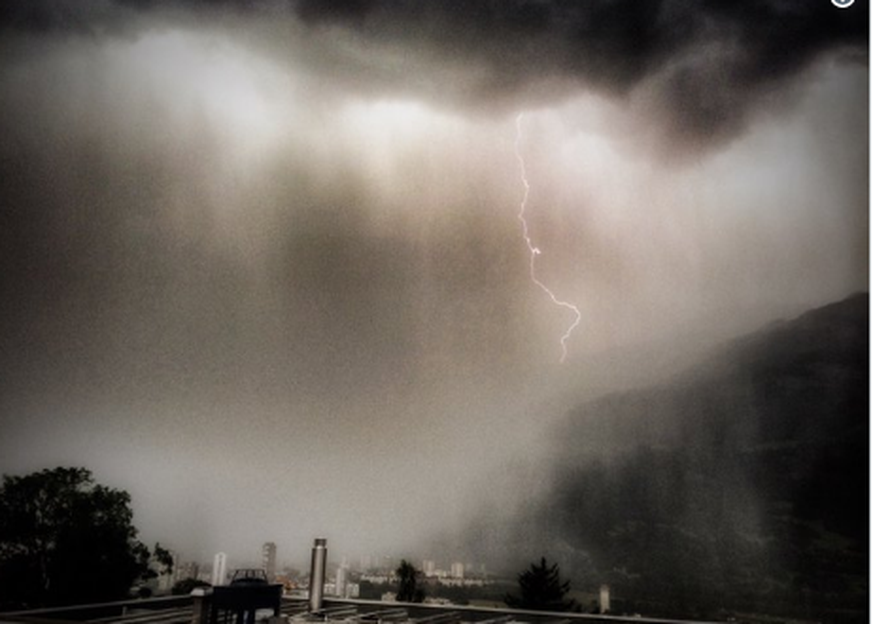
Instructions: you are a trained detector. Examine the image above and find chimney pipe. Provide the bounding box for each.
[309,538,327,612]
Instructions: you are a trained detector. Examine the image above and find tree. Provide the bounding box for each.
[0,467,156,609]
[504,557,578,612]
[395,559,424,603]
[172,578,212,595]
[153,542,174,577]
[149,541,175,591]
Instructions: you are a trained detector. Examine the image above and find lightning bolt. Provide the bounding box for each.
[514,113,582,363]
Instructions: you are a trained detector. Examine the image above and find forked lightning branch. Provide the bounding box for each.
[514,113,582,363]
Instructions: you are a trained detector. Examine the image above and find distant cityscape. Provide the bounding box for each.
[154,542,498,604]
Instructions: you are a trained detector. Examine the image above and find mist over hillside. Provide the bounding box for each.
[464,293,868,621]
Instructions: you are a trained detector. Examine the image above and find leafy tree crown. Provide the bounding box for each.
[0,467,157,609]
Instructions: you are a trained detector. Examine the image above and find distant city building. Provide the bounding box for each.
[336,565,348,598]
[450,562,464,579]
[599,585,610,614]
[438,577,486,588]
[157,568,174,592]
[174,561,199,584]
[262,542,277,582]
[422,560,436,576]
[212,552,228,586]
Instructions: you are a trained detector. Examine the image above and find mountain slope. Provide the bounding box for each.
[538,294,868,621]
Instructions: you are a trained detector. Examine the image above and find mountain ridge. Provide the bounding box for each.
[500,293,868,621]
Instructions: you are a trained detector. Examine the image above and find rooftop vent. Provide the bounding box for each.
[209,569,282,624]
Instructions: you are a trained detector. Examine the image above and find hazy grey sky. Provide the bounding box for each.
[0,0,867,567]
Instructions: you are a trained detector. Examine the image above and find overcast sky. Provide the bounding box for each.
[0,0,867,568]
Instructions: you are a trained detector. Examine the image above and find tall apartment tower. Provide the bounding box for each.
[335,564,348,598]
[212,552,227,586]
[599,585,611,614]
[450,562,464,579]
[262,542,277,582]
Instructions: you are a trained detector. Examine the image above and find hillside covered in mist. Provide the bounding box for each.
[476,293,868,621]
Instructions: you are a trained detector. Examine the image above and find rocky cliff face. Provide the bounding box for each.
[505,294,868,621]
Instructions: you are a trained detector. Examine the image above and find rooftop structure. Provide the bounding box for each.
[0,595,722,624]
[0,542,720,624]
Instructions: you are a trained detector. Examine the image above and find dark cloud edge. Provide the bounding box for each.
[0,0,867,149]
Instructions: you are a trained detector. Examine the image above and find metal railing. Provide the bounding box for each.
[1,594,721,624]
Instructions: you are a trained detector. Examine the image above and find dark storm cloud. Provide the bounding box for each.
[289,0,868,78]
[289,0,868,143]
[1,0,866,147]
[0,0,133,34]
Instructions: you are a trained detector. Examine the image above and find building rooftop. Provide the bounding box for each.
[0,596,720,624]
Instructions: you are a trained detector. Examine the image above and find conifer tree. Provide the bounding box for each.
[395,559,425,603]
[504,557,578,612]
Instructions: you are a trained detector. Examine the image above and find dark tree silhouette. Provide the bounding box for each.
[153,542,174,577]
[504,557,578,612]
[172,578,212,595]
[0,467,156,609]
[395,559,424,603]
